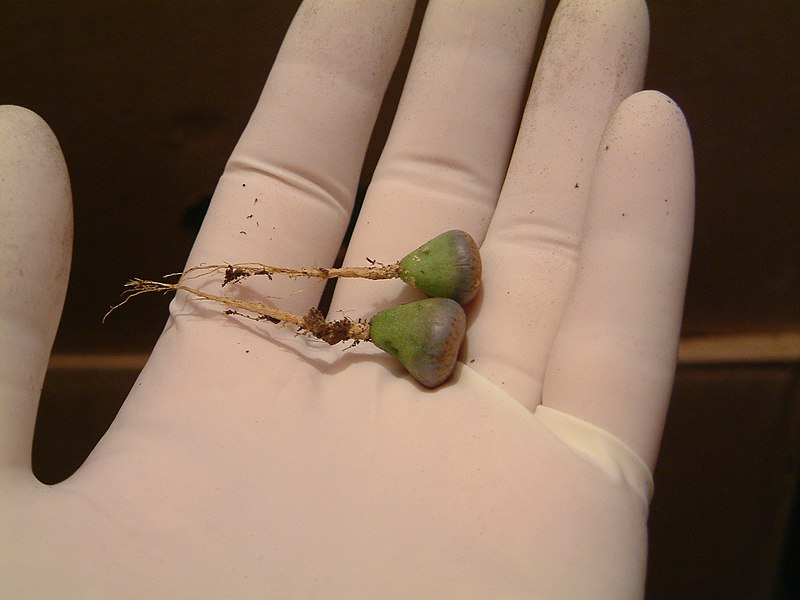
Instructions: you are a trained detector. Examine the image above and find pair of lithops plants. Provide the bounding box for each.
[364,229,481,387]
[117,230,481,388]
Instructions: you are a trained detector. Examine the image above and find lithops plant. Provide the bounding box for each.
[369,298,466,388]
[177,229,482,305]
[107,230,481,387]
[396,230,482,305]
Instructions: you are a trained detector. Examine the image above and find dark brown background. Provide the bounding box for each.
[3,2,799,598]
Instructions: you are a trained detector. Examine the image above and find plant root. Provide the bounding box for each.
[179,261,402,287]
[105,278,370,345]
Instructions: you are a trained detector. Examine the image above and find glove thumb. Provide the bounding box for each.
[0,106,72,483]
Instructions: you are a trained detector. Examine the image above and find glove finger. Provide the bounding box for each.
[0,106,73,483]
[542,91,694,470]
[467,0,649,408]
[328,0,544,318]
[183,0,416,314]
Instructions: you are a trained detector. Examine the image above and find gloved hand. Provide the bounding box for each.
[1,1,693,598]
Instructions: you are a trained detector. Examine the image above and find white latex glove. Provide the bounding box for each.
[1,1,694,598]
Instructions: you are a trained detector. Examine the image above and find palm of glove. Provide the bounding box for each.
[8,318,649,598]
[2,1,693,598]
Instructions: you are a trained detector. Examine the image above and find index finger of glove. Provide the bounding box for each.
[184,1,416,313]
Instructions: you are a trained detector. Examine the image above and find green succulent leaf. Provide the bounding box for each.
[398,230,481,305]
[370,297,466,388]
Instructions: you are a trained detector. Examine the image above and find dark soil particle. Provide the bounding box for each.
[301,308,361,345]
